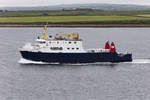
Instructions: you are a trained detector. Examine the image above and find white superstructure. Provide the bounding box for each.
[21,25,109,53]
[29,39,85,53]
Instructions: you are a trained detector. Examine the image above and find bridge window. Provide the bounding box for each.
[76,48,79,50]
[74,42,77,44]
[67,48,70,50]
[72,48,74,50]
[50,47,63,50]
[69,42,71,44]
[39,41,46,44]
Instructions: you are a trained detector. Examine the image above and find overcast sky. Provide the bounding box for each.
[1,0,150,7]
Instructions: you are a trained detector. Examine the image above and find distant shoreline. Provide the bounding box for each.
[1,24,150,27]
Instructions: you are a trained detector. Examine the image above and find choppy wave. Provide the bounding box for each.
[18,58,150,65]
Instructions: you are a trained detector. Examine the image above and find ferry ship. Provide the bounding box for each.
[20,25,132,64]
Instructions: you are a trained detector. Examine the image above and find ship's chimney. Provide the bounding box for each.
[105,41,110,49]
[110,42,116,53]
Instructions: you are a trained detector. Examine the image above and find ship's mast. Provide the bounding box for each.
[42,24,48,40]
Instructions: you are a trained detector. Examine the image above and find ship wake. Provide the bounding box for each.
[18,58,56,65]
[131,58,150,64]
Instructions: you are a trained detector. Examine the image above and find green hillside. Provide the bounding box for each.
[1,10,150,26]
[0,16,150,24]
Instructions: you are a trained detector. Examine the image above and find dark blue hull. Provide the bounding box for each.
[20,51,132,63]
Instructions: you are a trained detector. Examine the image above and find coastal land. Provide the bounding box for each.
[1,9,150,27]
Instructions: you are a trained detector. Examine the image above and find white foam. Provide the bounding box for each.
[18,58,50,64]
[131,59,150,64]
